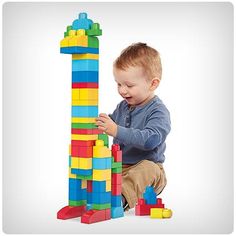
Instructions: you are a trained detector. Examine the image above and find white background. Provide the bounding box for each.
[2,2,234,234]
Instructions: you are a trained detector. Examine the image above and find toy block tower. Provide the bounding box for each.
[57,13,124,224]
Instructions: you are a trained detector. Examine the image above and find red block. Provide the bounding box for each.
[112,144,122,162]
[135,198,165,216]
[81,209,111,224]
[72,82,98,88]
[71,145,93,157]
[112,184,122,195]
[87,180,93,192]
[71,140,95,146]
[112,173,122,185]
[71,128,103,135]
[57,205,86,219]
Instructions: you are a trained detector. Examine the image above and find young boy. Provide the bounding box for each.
[95,43,171,211]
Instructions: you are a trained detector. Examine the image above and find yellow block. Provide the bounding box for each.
[71,117,96,123]
[69,144,71,155]
[72,99,98,106]
[81,179,87,189]
[60,37,69,47]
[93,145,111,158]
[93,169,111,181]
[150,208,172,219]
[150,208,163,219]
[106,180,111,192]
[68,168,77,179]
[68,29,88,47]
[72,54,99,60]
[71,134,98,141]
[71,157,79,168]
[72,88,98,101]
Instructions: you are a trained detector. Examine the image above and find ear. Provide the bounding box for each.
[150,77,160,91]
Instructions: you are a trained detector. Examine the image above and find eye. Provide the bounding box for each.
[127,85,134,88]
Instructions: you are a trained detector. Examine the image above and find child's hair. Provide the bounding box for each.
[114,42,162,80]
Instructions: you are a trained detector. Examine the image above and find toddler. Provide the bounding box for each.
[96,43,171,211]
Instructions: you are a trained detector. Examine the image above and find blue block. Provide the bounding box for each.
[69,188,86,201]
[92,192,111,204]
[60,46,99,54]
[92,181,106,192]
[111,207,124,219]
[71,168,92,176]
[111,195,122,207]
[72,106,98,117]
[87,192,92,204]
[143,186,157,205]
[93,157,112,170]
[72,60,98,72]
[86,204,92,211]
[72,71,98,83]
[72,13,93,30]
[69,178,82,189]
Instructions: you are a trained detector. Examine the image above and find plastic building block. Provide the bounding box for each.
[72,60,98,71]
[86,23,102,36]
[81,209,111,224]
[150,208,172,219]
[72,106,98,117]
[111,207,124,218]
[71,145,93,157]
[71,134,98,141]
[57,205,86,219]
[72,13,93,30]
[143,186,157,205]
[72,71,98,83]
[72,53,99,60]
[72,82,98,89]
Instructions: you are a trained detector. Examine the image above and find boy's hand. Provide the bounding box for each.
[95,113,118,137]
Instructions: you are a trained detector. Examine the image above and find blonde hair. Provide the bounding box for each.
[114,42,162,80]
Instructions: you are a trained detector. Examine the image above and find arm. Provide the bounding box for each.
[96,106,171,151]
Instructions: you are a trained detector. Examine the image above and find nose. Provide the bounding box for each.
[119,86,127,95]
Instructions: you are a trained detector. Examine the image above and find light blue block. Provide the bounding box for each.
[72,60,98,71]
[72,13,93,30]
[72,106,98,117]
[111,207,124,219]
[93,157,112,170]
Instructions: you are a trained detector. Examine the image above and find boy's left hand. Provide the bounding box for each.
[95,113,118,137]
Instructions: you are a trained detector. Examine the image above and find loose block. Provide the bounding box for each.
[150,208,172,219]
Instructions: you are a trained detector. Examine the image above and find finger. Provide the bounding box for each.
[99,113,109,119]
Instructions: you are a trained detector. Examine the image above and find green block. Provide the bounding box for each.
[86,23,102,36]
[112,161,122,169]
[98,134,109,147]
[92,203,111,210]
[76,175,93,180]
[69,200,86,206]
[88,36,99,48]
[112,167,122,173]
[72,123,97,129]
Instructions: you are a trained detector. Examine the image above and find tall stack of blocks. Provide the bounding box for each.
[57,12,124,224]
[135,186,172,219]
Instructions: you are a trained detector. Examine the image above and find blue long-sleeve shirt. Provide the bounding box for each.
[109,95,171,164]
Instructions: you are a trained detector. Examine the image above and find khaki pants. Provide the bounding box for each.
[122,160,167,210]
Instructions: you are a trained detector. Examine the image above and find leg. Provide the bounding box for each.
[122,160,167,210]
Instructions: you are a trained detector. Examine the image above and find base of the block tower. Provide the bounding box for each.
[81,209,111,224]
[57,205,86,220]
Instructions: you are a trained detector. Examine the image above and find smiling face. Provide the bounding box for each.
[113,66,160,106]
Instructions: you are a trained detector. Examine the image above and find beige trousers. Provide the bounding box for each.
[122,160,167,210]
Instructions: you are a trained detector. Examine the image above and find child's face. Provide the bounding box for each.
[113,66,157,106]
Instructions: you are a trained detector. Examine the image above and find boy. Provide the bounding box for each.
[95,43,171,211]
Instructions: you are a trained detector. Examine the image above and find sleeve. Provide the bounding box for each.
[115,105,171,150]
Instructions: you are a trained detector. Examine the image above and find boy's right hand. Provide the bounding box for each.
[95,113,118,137]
